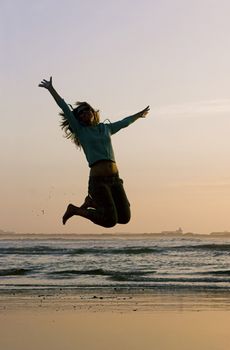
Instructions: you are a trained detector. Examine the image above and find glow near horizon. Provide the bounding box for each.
[1,0,230,234]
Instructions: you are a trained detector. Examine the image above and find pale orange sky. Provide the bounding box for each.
[1,0,230,234]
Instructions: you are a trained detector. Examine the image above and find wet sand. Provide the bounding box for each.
[0,290,230,350]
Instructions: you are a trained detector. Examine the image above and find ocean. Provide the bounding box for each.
[0,235,230,292]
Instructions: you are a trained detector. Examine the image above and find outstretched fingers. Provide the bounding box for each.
[139,105,150,118]
[38,76,52,89]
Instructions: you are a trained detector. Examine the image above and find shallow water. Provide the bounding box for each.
[0,235,230,292]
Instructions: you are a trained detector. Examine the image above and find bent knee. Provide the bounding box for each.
[118,217,130,225]
[118,212,131,225]
[103,218,117,228]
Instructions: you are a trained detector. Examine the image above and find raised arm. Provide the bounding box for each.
[129,105,150,121]
[109,106,150,135]
[39,76,67,109]
[38,76,80,129]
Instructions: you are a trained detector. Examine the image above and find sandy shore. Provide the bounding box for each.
[1,290,230,350]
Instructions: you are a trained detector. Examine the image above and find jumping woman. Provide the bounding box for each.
[39,77,150,228]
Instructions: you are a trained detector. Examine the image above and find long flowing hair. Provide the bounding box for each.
[59,102,100,149]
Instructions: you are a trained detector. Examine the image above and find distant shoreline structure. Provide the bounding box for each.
[1,228,230,239]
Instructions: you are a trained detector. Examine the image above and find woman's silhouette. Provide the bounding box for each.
[39,77,149,227]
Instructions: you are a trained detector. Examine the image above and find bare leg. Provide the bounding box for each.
[62,204,90,225]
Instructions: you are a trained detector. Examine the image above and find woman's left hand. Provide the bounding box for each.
[135,106,150,118]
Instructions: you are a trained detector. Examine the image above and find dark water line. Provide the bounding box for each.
[0,243,230,256]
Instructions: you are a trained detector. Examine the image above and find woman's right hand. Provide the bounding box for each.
[38,76,53,90]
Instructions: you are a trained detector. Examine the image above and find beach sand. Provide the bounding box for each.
[0,290,230,350]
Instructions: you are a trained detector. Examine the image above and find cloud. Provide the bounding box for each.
[167,179,230,190]
[155,99,230,117]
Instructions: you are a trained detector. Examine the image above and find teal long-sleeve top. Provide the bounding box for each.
[58,98,137,167]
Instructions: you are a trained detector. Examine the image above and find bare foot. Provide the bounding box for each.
[62,204,78,225]
[62,203,90,225]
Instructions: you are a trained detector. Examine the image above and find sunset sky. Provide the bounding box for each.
[1,0,230,234]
